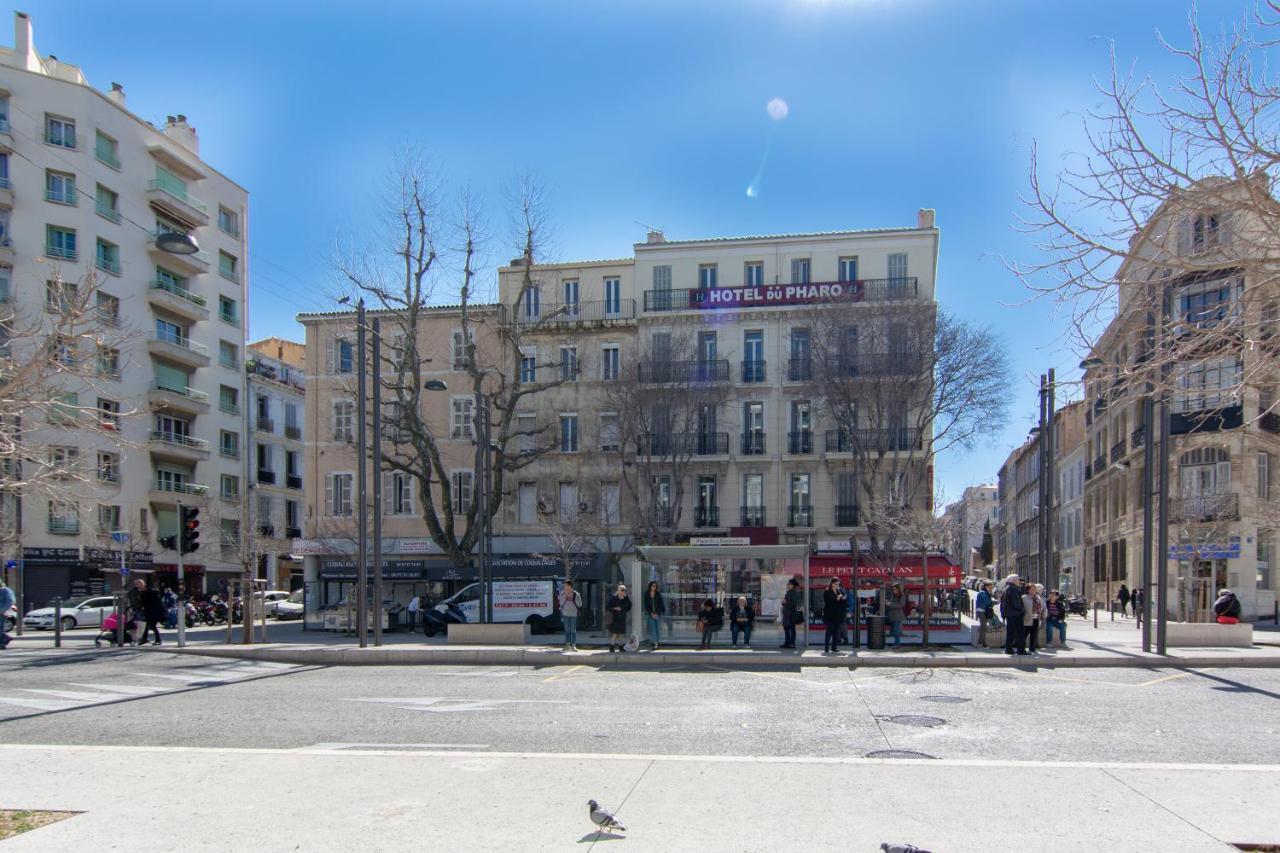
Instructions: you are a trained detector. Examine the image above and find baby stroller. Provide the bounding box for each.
[95,612,136,647]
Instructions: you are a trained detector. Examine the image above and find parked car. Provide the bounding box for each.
[23,595,116,631]
[274,590,304,621]
[257,590,293,617]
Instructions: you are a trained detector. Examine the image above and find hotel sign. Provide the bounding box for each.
[689,282,863,310]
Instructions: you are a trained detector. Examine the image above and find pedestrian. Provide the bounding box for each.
[407,594,421,630]
[128,579,145,634]
[1213,588,1242,624]
[161,586,178,629]
[1117,583,1131,617]
[559,580,582,651]
[1001,574,1026,655]
[1022,581,1043,654]
[642,581,665,649]
[140,582,164,645]
[822,578,846,654]
[780,578,802,649]
[1044,589,1068,648]
[729,596,755,647]
[1133,587,1145,624]
[885,582,907,647]
[0,576,15,650]
[975,580,995,647]
[697,598,724,649]
[604,583,631,653]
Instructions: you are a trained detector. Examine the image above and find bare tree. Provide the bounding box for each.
[809,301,1011,560]
[336,161,570,568]
[600,330,732,544]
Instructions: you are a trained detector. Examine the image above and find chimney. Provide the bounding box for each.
[163,114,199,155]
[509,258,526,267]
[646,229,666,244]
[107,82,126,108]
[917,208,936,229]
[13,12,38,72]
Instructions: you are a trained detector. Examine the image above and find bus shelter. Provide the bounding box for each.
[808,553,966,645]
[629,544,810,648]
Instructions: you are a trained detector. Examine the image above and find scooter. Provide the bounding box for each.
[1067,595,1089,618]
[421,603,466,637]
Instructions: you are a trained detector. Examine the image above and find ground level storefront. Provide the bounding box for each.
[6,547,156,613]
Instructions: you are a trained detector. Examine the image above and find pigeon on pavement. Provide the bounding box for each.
[880,843,932,853]
[588,800,627,833]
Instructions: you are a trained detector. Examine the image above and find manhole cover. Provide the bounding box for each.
[864,749,938,760]
[920,695,971,704]
[877,714,947,728]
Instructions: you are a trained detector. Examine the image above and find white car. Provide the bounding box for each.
[23,595,116,631]
[274,590,304,621]
[258,590,293,617]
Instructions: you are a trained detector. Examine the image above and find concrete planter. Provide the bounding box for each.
[1164,622,1253,648]
[447,623,531,645]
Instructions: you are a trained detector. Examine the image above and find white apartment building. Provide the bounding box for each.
[942,484,998,575]
[246,338,305,590]
[0,12,249,607]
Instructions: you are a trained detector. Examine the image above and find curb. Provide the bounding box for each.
[140,644,1280,670]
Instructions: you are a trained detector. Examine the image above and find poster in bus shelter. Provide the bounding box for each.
[759,573,790,618]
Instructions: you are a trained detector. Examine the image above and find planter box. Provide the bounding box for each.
[1165,622,1253,648]
[448,623,530,645]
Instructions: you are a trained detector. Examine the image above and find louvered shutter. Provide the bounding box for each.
[325,474,334,515]
[325,337,335,374]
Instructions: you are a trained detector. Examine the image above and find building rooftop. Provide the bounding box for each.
[633,223,934,249]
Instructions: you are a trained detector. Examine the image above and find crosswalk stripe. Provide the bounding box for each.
[0,696,80,711]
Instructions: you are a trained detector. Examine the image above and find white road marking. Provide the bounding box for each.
[0,697,80,711]
[302,742,492,752]
[342,697,570,713]
[64,683,169,696]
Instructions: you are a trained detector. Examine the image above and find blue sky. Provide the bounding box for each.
[15,0,1227,498]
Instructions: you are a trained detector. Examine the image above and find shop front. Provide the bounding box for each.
[16,547,133,612]
[808,553,966,645]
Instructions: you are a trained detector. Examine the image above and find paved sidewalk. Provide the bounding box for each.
[0,743,1276,851]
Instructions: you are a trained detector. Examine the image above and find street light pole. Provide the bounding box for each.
[355,300,368,648]
[371,317,384,646]
[1141,394,1155,652]
[477,394,493,624]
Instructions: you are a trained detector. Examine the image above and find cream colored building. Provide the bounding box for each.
[246,337,305,589]
[0,12,249,605]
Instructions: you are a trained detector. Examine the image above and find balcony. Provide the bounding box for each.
[286,474,303,490]
[220,353,240,371]
[1093,453,1106,474]
[694,506,721,528]
[504,299,637,327]
[787,357,812,382]
[148,330,210,368]
[787,431,814,455]
[642,277,920,312]
[148,383,209,415]
[637,359,729,384]
[1170,493,1239,523]
[834,505,861,527]
[148,279,208,321]
[96,201,122,224]
[149,235,210,274]
[1110,439,1127,464]
[219,266,241,285]
[1131,425,1146,450]
[258,524,275,537]
[220,444,240,460]
[256,417,274,434]
[44,243,78,262]
[149,479,209,505]
[146,179,210,226]
[740,506,767,528]
[220,400,241,417]
[1169,404,1244,436]
[47,518,80,535]
[741,360,766,383]
[45,186,78,206]
[647,432,729,456]
[740,431,766,455]
[257,469,277,485]
[286,526,302,539]
[285,425,302,440]
[824,352,927,378]
[824,428,923,453]
[787,505,814,527]
[148,430,210,462]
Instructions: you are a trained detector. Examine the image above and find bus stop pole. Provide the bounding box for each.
[801,554,809,650]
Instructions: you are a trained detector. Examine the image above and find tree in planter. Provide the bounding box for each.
[979,519,995,569]
[335,163,570,570]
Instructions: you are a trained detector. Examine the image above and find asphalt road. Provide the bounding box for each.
[2,648,1278,764]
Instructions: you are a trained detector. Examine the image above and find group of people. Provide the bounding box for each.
[1115,584,1146,619]
[819,577,910,654]
[997,574,1069,655]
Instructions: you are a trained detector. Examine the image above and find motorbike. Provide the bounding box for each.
[421,602,466,637]
[1067,594,1089,618]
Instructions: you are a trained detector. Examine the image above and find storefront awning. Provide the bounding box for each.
[810,554,962,586]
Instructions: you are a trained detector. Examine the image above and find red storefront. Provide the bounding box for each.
[807,553,966,643]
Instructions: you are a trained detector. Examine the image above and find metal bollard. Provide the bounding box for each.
[53,598,62,648]
[1093,602,1099,628]
[1109,602,1115,622]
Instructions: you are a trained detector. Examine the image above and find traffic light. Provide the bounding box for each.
[159,535,178,551]
[180,506,200,554]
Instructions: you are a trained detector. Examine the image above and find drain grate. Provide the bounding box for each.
[877,714,947,728]
[864,749,938,760]
[920,695,971,704]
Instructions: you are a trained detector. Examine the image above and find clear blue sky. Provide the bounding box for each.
[16,0,1224,499]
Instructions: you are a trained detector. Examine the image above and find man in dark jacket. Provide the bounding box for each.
[604,584,632,653]
[1000,575,1026,655]
[140,583,165,645]
[780,578,802,649]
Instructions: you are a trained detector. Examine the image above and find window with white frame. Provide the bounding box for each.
[560,414,579,453]
[97,504,121,533]
[600,482,621,525]
[519,347,536,383]
[388,471,414,515]
[332,400,355,442]
[604,277,621,316]
[562,279,579,316]
[332,337,354,374]
[1174,357,1241,414]
[452,329,474,369]
[451,471,474,513]
[326,473,354,516]
[523,283,541,319]
[838,256,859,283]
[559,482,578,522]
[560,345,578,381]
[451,397,474,439]
[601,344,619,381]
[599,413,620,452]
[888,252,908,280]
[518,414,536,454]
[698,264,717,289]
[744,261,763,287]
[790,258,810,284]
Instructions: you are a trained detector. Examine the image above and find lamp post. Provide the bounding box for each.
[355,299,368,648]
[371,318,384,646]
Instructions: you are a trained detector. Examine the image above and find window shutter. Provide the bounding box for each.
[1216,459,1232,489]
[1218,210,1233,247]
[1176,215,1192,256]
[1259,453,1271,501]
[325,474,334,515]
[325,337,334,374]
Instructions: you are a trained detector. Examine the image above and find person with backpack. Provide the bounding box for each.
[975,580,996,647]
[1213,588,1242,624]
[559,580,582,651]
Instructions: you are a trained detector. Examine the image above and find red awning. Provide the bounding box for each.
[809,554,962,587]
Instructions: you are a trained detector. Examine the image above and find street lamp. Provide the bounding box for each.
[155,231,200,255]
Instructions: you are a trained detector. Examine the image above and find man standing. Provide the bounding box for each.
[0,577,15,650]
[1117,583,1131,617]
[1001,574,1026,655]
[140,582,164,645]
[406,594,421,631]
[975,581,995,647]
[559,580,581,652]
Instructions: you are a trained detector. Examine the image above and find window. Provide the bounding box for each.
[219,340,239,370]
[52,333,77,366]
[95,184,120,222]
[1260,453,1272,502]
[451,471,474,513]
[220,519,241,550]
[219,296,239,326]
[46,225,77,261]
[744,473,764,508]
[451,397,474,439]
[790,258,810,284]
[154,317,187,348]
[601,482,621,525]
[1179,211,1232,254]
[518,483,537,524]
[1174,357,1241,413]
[560,345,579,381]
[388,471,414,515]
[220,430,239,458]
[887,471,908,506]
[698,264,717,289]
[519,348,536,383]
[604,277,621,317]
[562,279,579,317]
[220,385,240,415]
[256,443,274,478]
[560,414,579,453]
[218,206,240,237]
[651,265,672,310]
[326,473,354,516]
[98,398,120,430]
[559,482,578,522]
[48,500,79,533]
[333,338,354,374]
[50,391,78,424]
[600,413,620,452]
[0,266,9,305]
[601,345,620,381]
[95,131,120,168]
[48,445,79,477]
[258,494,273,530]
[888,252,908,281]
[45,170,77,205]
[286,450,300,479]
[1178,276,1240,328]
[332,400,355,442]
[97,345,120,379]
[45,115,76,148]
[98,505,121,533]
[97,452,119,483]
[744,261,764,287]
[285,404,300,435]
[517,414,536,454]
[0,152,6,188]
[218,251,239,283]
[95,238,120,275]
[838,256,859,283]
[743,330,764,382]
[220,475,240,501]
[652,476,671,519]
[452,329,474,370]
[286,500,300,532]
[523,283,541,319]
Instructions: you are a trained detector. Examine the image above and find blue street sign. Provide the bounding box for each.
[4,560,15,570]
[110,531,130,544]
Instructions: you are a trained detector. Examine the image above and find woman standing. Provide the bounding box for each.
[1022,582,1044,654]
[885,583,907,647]
[642,581,665,650]
[780,578,802,649]
[559,580,581,651]
[822,579,846,654]
[604,584,631,653]
[729,596,755,647]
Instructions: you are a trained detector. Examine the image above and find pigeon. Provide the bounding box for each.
[588,800,627,833]
[880,843,932,853]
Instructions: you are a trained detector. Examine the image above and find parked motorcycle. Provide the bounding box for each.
[421,602,466,637]
[1067,594,1089,618]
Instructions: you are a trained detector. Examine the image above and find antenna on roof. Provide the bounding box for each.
[633,220,662,233]
[635,220,666,243]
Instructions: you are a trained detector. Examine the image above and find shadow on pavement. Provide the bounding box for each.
[1186,669,1280,701]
